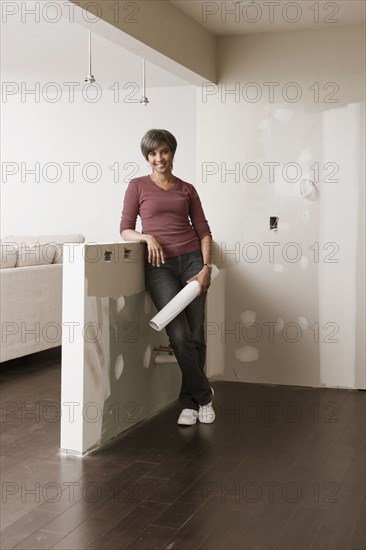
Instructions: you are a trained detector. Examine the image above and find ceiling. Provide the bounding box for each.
[0,6,189,87]
[1,1,364,87]
[170,0,366,35]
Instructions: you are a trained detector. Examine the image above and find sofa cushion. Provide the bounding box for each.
[16,243,57,267]
[0,243,18,269]
[2,234,85,264]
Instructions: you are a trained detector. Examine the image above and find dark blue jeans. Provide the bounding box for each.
[145,250,212,410]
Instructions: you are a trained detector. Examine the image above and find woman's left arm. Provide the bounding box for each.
[187,186,213,294]
[187,236,213,294]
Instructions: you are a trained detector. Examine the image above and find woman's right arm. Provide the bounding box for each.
[120,229,149,243]
[120,180,165,266]
[120,231,165,267]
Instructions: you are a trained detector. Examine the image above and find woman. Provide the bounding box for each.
[120,129,215,426]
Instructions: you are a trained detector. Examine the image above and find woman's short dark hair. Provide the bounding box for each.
[140,129,177,161]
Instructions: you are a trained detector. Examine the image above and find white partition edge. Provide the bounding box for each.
[60,243,86,455]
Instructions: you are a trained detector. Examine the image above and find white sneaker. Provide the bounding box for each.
[198,402,215,424]
[177,408,198,426]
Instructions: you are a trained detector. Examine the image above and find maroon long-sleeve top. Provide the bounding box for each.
[119,175,212,258]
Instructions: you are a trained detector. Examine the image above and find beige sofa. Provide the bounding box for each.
[0,234,85,362]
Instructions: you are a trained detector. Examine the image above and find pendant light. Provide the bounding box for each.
[84,30,96,84]
[140,58,149,106]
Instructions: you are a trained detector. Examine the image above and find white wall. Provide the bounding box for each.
[1,85,197,242]
[2,17,364,391]
[196,24,365,389]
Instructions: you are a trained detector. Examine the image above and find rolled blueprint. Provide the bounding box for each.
[149,264,219,331]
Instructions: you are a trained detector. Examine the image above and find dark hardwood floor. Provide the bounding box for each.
[0,348,365,550]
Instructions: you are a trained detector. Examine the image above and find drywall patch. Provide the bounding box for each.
[278,222,290,232]
[274,264,287,272]
[259,118,270,141]
[116,296,125,315]
[235,345,259,362]
[114,354,124,380]
[240,309,256,326]
[300,256,309,270]
[301,209,310,223]
[273,108,293,122]
[298,317,308,330]
[298,148,312,164]
[143,345,152,368]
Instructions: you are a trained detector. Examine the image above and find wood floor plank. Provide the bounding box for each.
[309,494,365,549]
[196,508,260,550]
[88,501,169,550]
[0,509,57,550]
[123,525,176,550]
[13,529,65,550]
[346,497,366,550]
[273,505,327,549]
[163,497,240,550]
[1,355,365,550]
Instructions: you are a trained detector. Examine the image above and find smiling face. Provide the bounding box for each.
[147,141,174,175]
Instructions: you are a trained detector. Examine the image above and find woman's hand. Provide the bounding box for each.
[146,235,165,267]
[187,266,212,294]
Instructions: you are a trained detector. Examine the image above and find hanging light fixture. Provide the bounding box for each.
[84,30,96,84]
[140,58,149,106]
